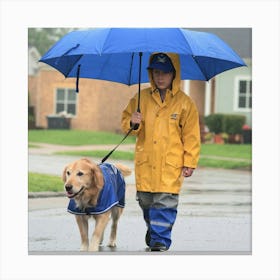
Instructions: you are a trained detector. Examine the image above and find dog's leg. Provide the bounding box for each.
[108,207,123,248]
[75,215,89,251]
[89,212,111,251]
[99,231,104,246]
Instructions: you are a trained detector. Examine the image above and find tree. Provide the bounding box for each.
[28,28,76,55]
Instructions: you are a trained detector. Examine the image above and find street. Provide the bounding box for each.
[28,154,251,254]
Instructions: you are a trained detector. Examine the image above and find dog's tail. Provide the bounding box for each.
[115,163,132,177]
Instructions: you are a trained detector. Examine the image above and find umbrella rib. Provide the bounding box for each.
[128,53,135,85]
[191,55,209,81]
[64,55,83,77]
[99,28,113,54]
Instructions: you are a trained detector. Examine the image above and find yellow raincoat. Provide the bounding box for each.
[121,53,200,194]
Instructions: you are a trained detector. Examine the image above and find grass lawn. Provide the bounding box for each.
[28,129,136,145]
[29,172,63,193]
[200,144,251,160]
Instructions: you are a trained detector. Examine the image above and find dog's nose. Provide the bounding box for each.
[65,185,73,192]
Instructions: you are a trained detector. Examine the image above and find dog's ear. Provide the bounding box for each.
[62,166,67,182]
[90,164,104,189]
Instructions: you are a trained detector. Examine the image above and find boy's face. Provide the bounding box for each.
[152,69,174,91]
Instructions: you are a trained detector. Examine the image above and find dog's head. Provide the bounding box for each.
[62,158,104,203]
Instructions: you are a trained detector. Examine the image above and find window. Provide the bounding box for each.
[235,77,252,111]
[55,88,77,116]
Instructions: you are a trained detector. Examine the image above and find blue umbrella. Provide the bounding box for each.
[40,28,246,110]
[40,28,245,83]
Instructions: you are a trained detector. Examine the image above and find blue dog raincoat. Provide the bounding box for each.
[67,163,125,215]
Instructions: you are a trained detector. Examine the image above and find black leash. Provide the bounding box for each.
[100,126,134,164]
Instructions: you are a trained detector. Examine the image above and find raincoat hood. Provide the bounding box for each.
[148,53,181,95]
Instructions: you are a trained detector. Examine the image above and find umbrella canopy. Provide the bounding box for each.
[39,28,246,86]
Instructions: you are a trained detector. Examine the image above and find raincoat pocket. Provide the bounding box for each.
[135,152,150,189]
[163,155,184,193]
[166,156,183,169]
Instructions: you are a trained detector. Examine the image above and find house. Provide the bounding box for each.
[186,28,252,126]
[28,28,252,133]
[29,63,141,132]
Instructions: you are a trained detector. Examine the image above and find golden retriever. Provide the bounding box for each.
[62,158,131,252]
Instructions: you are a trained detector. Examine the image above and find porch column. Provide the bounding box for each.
[183,80,190,95]
[204,80,211,116]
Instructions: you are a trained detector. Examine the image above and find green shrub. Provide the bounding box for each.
[205,114,246,135]
[204,114,224,134]
[224,115,246,134]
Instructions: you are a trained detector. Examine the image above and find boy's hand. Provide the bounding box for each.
[182,167,194,177]
[131,112,142,125]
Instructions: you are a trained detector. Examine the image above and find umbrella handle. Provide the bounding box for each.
[76,64,81,93]
[133,52,142,130]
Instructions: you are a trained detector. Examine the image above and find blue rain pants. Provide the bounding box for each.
[137,192,178,249]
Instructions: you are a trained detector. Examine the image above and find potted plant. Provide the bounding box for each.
[242,124,252,144]
[224,115,246,144]
[204,114,224,144]
[221,132,229,144]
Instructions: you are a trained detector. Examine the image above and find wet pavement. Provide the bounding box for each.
[28,153,252,254]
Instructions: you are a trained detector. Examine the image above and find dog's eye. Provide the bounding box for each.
[77,171,84,176]
[66,171,71,176]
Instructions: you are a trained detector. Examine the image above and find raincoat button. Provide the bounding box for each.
[154,140,157,144]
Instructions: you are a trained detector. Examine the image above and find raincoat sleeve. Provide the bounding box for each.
[181,98,201,168]
[121,94,142,136]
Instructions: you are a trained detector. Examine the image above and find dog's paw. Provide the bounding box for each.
[107,242,116,248]
[80,243,89,251]
[88,243,100,252]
